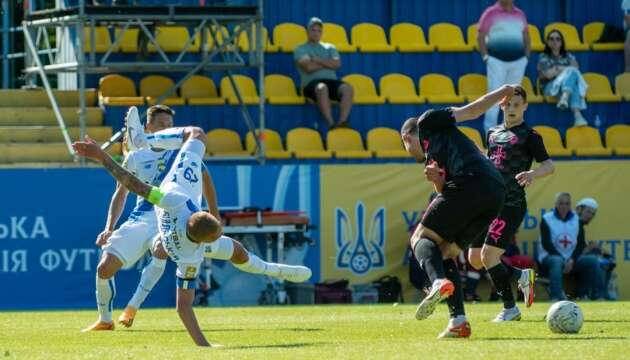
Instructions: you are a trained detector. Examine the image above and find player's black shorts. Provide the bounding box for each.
[421,175,505,250]
[471,202,527,249]
[302,79,346,101]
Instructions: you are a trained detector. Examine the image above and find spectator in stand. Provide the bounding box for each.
[624,0,630,72]
[294,17,354,129]
[477,0,530,134]
[538,30,589,127]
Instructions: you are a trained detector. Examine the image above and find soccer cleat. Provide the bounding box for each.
[518,268,536,308]
[437,320,471,339]
[492,306,522,322]
[415,279,454,320]
[124,106,146,151]
[275,264,312,283]
[81,320,114,332]
[118,306,138,328]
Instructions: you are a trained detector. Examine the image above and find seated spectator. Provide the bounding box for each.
[294,17,354,129]
[537,30,588,127]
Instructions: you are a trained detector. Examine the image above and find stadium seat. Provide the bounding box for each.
[528,24,545,52]
[245,129,292,159]
[342,74,385,104]
[273,23,307,52]
[99,74,144,106]
[286,127,332,159]
[139,75,186,106]
[457,126,485,151]
[220,75,260,105]
[115,27,139,53]
[582,22,624,51]
[389,23,433,52]
[264,75,305,104]
[379,73,424,104]
[615,73,630,101]
[181,75,224,105]
[605,124,630,155]
[366,127,410,158]
[327,128,372,159]
[206,129,249,157]
[237,25,279,52]
[322,23,356,52]
[458,73,487,101]
[566,126,612,156]
[4,143,73,162]
[0,126,111,143]
[467,23,479,50]
[351,23,395,52]
[544,23,589,51]
[428,23,473,52]
[419,74,465,103]
[521,76,544,103]
[148,26,199,53]
[583,73,622,102]
[532,126,572,157]
[84,27,112,53]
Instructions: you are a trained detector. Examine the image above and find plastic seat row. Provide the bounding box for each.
[84,21,620,54]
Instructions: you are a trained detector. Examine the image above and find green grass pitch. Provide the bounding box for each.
[1,302,629,359]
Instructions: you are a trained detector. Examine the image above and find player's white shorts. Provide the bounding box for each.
[102,213,157,269]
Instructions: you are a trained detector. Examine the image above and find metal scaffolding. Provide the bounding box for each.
[21,1,265,162]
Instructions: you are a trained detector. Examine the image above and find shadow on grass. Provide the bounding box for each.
[222,342,329,350]
[584,319,630,323]
[478,336,627,341]
[126,328,323,333]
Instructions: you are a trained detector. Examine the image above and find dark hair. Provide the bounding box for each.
[513,85,527,103]
[543,29,567,57]
[147,104,175,123]
[401,117,419,135]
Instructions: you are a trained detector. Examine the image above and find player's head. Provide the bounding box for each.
[146,105,174,133]
[307,17,323,43]
[401,116,426,163]
[501,85,528,127]
[186,212,222,243]
[554,192,572,218]
[576,197,598,225]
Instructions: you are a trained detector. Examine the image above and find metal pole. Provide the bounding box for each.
[1,0,9,88]
[257,0,265,163]
[77,0,87,164]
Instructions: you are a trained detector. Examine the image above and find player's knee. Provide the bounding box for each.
[480,247,500,268]
[230,241,249,264]
[468,251,483,270]
[97,260,117,279]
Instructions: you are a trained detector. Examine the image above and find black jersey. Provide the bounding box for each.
[417,108,504,186]
[486,122,550,207]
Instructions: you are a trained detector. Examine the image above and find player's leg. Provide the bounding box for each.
[82,252,121,331]
[125,106,205,151]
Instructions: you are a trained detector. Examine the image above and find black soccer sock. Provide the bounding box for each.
[487,263,516,309]
[501,259,521,282]
[443,259,465,317]
[413,238,445,282]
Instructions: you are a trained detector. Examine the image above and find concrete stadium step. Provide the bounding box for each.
[0,126,112,143]
[0,89,97,107]
[0,142,122,163]
[0,107,103,126]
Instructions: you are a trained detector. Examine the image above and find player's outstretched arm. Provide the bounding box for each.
[452,84,517,122]
[176,287,210,346]
[201,167,221,221]
[516,159,555,187]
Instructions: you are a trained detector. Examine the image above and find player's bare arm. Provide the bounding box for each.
[452,85,517,122]
[515,159,555,187]
[96,182,129,246]
[424,161,445,193]
[202,168,221,220]
[176,287,210,346]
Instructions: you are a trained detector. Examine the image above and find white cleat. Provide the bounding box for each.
[517,268,536,308]
[125,106,146,151]
[415,279,454,320]
[276,264,312,283]
[492,306,521,323]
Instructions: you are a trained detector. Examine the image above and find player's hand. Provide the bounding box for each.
[72,136,106,162]
[498,84,518,106]
[424,161,444,183]
[563,258,574,274]
[96,230,113,247]
[515,170,535,187]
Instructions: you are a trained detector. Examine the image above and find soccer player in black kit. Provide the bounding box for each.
[467,86,554,322]
[401,84,518,339]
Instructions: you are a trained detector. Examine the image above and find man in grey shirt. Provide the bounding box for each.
[294,17,354,128]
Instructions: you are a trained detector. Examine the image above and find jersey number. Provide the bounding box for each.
[183,167,199,183]
[488,218,506,243]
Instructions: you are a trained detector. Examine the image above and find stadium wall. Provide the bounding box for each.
[1,160,629,309]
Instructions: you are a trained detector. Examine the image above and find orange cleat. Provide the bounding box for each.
[118,306,138,328]
[81,320,114,332]
[438,320,471,339]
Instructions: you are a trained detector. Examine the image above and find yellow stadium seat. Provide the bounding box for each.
[458,126,485,151]
[544,23,589,51]
[181,75,224,105]
[532,126,572,156]
[321,23,356,52]
[428,23,473,52]
[366,127,410,158]
[419,74,465,103]
[220,75,260,105]
[237,25,279,52]
[389,23,433,52]
[615,73,630,101]
[206,129,249,157]
[273,23,307,52]
[458,73,487,101]
[467,23,479,50]
[148,26,199,53]
[140,75,186,106]
[605,124,630,155]
[342,74,385,104]
[115,27,139,53]
[583,73,622,102]
[264,75,305,105]
[583,22,624,51]
[528,24,545,52]
[327,128,372,159]
[521,76,544,103]
[84,27,112,53]
[379,73,424,104]
[351,23,395,53]
[99,74,144,106]
[566,126,612,156]
[286,127,332,159]
[245,129,292,159]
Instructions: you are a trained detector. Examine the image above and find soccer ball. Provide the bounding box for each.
[546,301,584,334]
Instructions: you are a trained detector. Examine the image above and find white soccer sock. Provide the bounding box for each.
[233,252,280,277]
[449,315,467,327]
[96,276,115,323]
[127,257,166,309]
[145,128,185,150]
